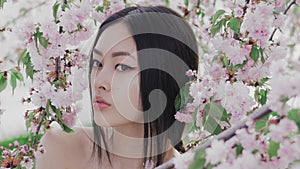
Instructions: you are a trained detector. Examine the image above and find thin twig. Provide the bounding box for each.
[32,110,47,147]
[155,105,272,169]
[54,57,60,82]
[269,0,296,41]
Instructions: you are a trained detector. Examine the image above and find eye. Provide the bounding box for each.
[91,59,102,68]
[115,64,134,72]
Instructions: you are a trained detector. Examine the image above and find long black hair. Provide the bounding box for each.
[89,5,199,167]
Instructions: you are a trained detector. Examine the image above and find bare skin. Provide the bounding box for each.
[35,127,176,169]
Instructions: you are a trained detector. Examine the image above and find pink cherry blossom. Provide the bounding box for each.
[235,128,258,151]
[185,70,194,77]
[14,22,35,44]
[173,151,194,169]
[175,111,193,123]
[268,118,298,142]
[206,139,227,165]
[62,109,77,128]
[278,140,299,162]
[272,14,286,28]
[51,89,73,108]
[275,0,285,7]
[20,156,33,169]
[215,81,255,124]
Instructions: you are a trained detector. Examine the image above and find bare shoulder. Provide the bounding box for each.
[35,126,95,169]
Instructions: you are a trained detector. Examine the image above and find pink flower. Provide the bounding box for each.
[215,82,255,124]
[185,70,194,77]
[175,111,193,123]
[272,14,286,28]
[233,150,261,169]
[31,92,47,107]
[275,0,285,7]
[195,110,203,128]
[62,109,77,128]
[278,140,298,161]
[14,22,35,44]
[174,151,194,169]
[14,141,19,147]
[20,156,33,169]
[234,7,244,17]
[268,118,298,142]
[2,150,9,156]
[51,89,73,108]
[208,64,226,80]
[235,128,258,151]
[206,140,227,165]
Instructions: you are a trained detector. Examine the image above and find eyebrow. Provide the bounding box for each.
[93,49,136,60]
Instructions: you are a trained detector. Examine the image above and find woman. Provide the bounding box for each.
[36,6,198,169]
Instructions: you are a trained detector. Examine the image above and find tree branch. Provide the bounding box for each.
[155,105,272,169]
[32,110,47,147]
[269,0,296,41]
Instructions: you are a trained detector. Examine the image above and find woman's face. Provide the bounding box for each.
[91,22,143,127]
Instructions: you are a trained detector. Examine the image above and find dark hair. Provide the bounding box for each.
[89,6,199,167]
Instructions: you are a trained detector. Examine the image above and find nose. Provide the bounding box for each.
[92,68,111,92]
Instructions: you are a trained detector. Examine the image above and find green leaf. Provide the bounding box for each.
[46,99,51,116]
[23,53,34,79]
[39,36,48,49]
[255,121,266,131]
[288,109,300,132]
[189,148,206,169]
[0,72,7,93]
[26,112,35,131]
[236,144,243,157]
[61,123,74,133]
[0,0,7,9]
[233,60,247,70]
[164,0,169,7]
[95,5,104,12]
[259,77,269,86]
[211,19,226,37]
[259,47,265,64]
[15,72,23,81]
[250,46,259,62]
[53,105,75,133]
[204,116,223,134]
[184,0,189,7]
[175,83,191,111]
[212,10,225,24]
[260,89,267,105]
[10,72,17,93]
[18,49,28,66]
[254,89,259,102]
[228,17,241,34]
[189,159,205,169]
[222,55,229,67]
[268,140,280,158]
[61,3,70,11]
[52,1,60,22]
[203,103,229,135]
[203,103,230,125]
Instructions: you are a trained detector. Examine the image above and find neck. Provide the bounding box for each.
[108,122,145,158]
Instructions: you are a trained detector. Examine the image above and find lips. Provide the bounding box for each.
[94,96,111,110]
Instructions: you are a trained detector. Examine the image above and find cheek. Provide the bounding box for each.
[111,74,142,117]
[128,76,141,110]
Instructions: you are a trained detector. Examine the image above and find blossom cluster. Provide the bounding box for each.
[174,0,300,169]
